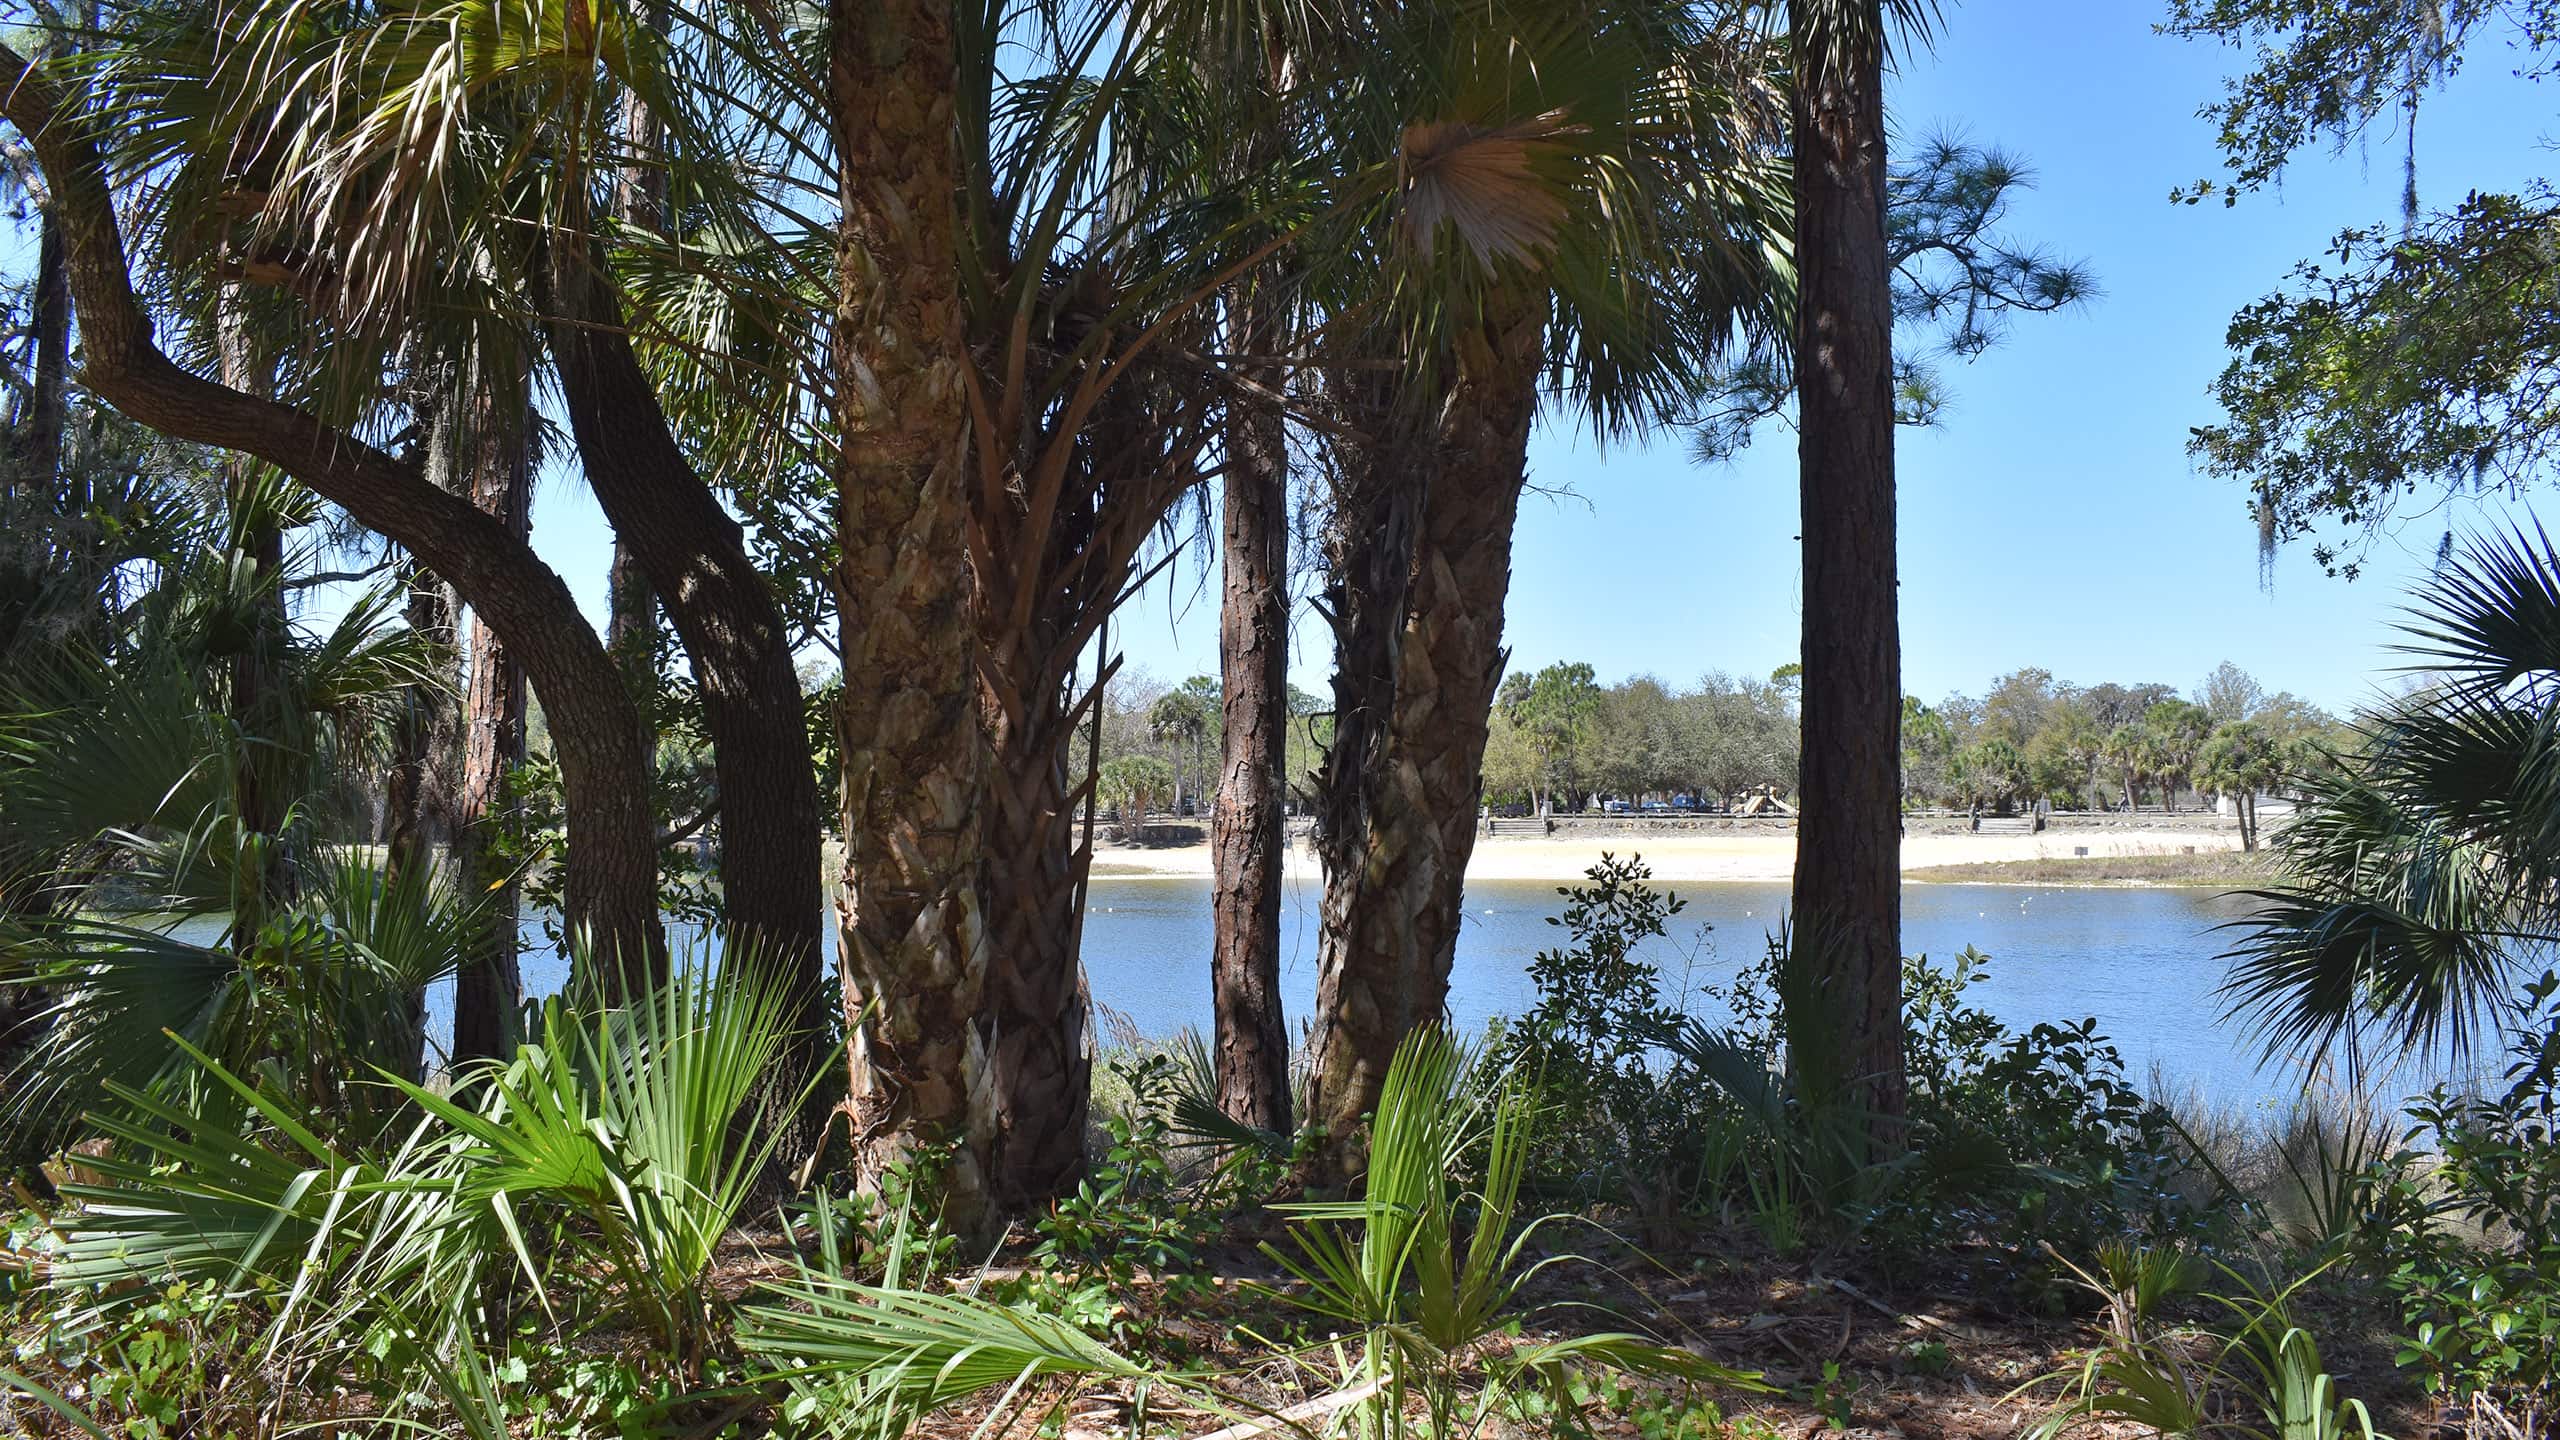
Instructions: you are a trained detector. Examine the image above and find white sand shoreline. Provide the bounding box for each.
[1088,824,2247,884]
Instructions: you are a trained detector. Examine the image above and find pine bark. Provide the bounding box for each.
[214,285,293,923]
[19,214,67,499]
[607,544,657,704]
[1210,277,1294,1135]
[0,44,664,976]
[1785,0,1907,1151]
[450,354,534,1064]
[828,0,997,1225]
[380,557,454,887]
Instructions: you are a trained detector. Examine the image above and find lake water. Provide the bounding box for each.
[454,876,2334,1114]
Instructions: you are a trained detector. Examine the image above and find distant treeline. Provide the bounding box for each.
[1069,658,2346,823]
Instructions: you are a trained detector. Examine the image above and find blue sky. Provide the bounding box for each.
[521,0,2556,717]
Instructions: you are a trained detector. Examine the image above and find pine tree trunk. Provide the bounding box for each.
[1210,266,1295,1135]
[608,544,657,703]
[829,0,996,1226]
[1785,0,1907,1155]
[607,19,663,776]
[381,382,463,1076]
[381,557,455,890]
[20,214,67,504]
[215,285,293,924]
[449,353,533,1064]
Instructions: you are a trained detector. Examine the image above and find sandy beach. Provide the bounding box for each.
[1090,822,2246,882]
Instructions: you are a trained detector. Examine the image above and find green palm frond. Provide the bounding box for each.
[42,947,818,1386]
[45,1038,374,1307]
[0,647,231,875]
[1,920,246,1141]
[2399,523,2560,688]
[2222,522,2560,1072]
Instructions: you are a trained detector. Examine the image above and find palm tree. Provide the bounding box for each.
[910,0,1638,1204]
[1098,755,1177,838]
[0,29,667,986]
[0,476,473,1148]
[1149,691,1214,816]
[1785,0,1935,1156]
[63,1,844,1126]
[1951,738,2024,817]
[2143,699,2212,814]
[2224,525,2560,1073]
[224,0,826,1030]
[1303,0,1791,1179]
[2103,722,2146,812]
[2196,719,2284,851]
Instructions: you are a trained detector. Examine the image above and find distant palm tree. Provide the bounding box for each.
[2196,719,2283,851]
[1149,691,1214,817]
[2102,723,2145,811]
[2143,699,2213,814]
[2224,525,2560,1073]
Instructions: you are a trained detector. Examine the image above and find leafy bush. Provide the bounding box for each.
[2352,975,2560,1429]
[1884,951,2221,1291]
[1492,854,1702,1210]
[1011,1051,1222,1348]
[1498,860,2214,1282]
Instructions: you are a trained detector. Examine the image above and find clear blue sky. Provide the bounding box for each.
[524,0,2556,718]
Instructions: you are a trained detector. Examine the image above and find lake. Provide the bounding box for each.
[464,876,2338,1114]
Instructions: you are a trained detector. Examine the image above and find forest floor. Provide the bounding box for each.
[850,1219,2427,1440]
[0,1191,2429,1439]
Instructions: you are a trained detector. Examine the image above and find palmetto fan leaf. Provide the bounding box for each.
[2398,523,2560,687]
[41,951,819,1394]
[1,850,490,1141]
[2222,523,2560,1072]
[0,648,230,876]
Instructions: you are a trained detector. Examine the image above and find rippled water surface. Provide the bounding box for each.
[406,875,2322,1110]
[1073,876,2298,1107]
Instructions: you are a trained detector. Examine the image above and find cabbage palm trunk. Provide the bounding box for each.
[1785,0,1907,1153]
[829,0,997,1224]
[976,604,1096,1205]
[1305,298,1542,1177]
[1306,365,1430,1178]
[966,333,1223,1205]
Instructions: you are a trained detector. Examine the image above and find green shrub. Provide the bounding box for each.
[1499,859,2220,1290]
[2355,975,2560,1424]
[1492,854,1700,1209]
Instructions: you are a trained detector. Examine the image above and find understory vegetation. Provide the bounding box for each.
[4,852,2553,1437]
